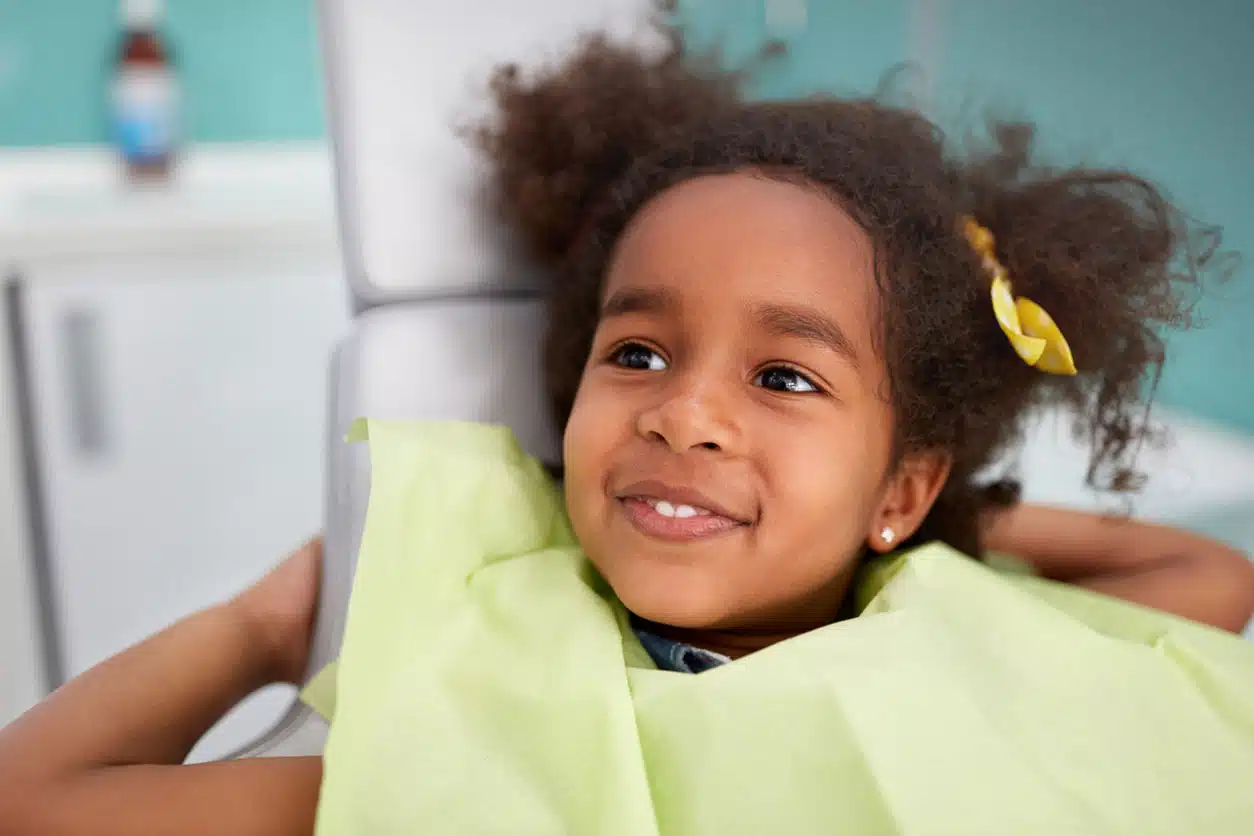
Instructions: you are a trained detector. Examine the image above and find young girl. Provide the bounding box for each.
[3,24,1254,836]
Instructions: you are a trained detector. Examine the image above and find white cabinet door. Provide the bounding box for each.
[19,247,348,761]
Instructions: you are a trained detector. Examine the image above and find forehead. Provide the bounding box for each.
[604,173,877,343]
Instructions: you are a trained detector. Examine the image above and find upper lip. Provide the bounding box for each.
[616,479,752,524]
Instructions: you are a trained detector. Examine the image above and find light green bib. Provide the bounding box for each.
[307,420,1254,835]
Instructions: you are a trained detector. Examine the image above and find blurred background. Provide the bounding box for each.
[0,0,1251,759]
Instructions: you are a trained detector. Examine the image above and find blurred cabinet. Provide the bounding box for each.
[0,146,349,759]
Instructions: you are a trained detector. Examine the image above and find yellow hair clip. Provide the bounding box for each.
[962,217,1077,376]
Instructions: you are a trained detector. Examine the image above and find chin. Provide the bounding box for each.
[607,570,734,630]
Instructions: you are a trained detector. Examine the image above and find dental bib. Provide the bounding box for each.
[305,420,1254,835]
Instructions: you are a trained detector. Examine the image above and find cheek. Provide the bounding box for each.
[561,378,623,530]
[563,379,614,472]
[765,407,894,543]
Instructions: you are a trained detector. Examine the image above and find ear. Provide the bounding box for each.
[866,450,952,553]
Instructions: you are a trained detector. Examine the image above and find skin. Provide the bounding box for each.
[984,505,1254,634]
[0,540,324,836]
[1,173,1251,834]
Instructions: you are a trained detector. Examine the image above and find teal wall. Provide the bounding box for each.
[933,0,1253,439]
[0,0,325,146]
[2,0,1251,434]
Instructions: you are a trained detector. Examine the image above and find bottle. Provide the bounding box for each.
[110,0,179,180]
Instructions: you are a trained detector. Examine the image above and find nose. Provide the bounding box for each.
[635,373,739,454]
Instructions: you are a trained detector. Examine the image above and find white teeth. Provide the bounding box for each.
[646,499,710,519]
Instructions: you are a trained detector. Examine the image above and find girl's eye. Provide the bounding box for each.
[755,366,819,394]
[613,343,668,372]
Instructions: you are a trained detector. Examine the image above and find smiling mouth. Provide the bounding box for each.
[616,494,750,542]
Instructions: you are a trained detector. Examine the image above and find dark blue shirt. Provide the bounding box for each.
[634,629,731,674]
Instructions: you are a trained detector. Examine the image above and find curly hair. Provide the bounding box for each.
[471,20,1222,557]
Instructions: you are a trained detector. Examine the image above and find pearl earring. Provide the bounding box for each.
[880,526,896,545]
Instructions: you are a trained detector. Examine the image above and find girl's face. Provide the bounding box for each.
[563,173,947,634]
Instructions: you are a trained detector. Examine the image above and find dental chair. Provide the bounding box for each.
[229,0,658,759]
[233,0,1254,762]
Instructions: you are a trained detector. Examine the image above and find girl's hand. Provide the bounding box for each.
[228,537,323,685]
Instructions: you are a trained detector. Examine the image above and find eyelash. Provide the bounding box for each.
[754,365,820,394]
[609,341,668,372]
[608,341,823,395]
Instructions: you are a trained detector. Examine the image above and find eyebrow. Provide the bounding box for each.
[600,286,680,320]
[600,286,858,367]
[755,303,859,366]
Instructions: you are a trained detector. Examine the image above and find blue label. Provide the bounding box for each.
[114,110,174,162]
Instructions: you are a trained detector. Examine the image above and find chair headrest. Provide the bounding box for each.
[319,0,658,307]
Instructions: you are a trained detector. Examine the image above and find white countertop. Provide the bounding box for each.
[0,142,340,263]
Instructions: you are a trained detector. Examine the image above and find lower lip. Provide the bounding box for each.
[618,497,746,542]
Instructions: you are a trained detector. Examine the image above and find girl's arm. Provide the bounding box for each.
[984,504,1254,633]
[0,540,324,836]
